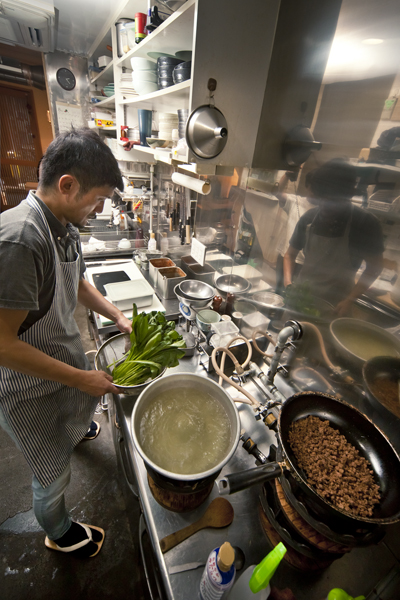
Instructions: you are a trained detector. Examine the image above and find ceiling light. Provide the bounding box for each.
[362,38,384,45]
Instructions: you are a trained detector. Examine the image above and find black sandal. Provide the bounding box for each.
[45,522,105,558]
[83,420,101,440]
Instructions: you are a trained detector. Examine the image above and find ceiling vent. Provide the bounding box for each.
[0,0,55,52]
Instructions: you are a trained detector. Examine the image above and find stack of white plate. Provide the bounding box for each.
[158,112,178,139]
[131,57,158,96]
[120,69,138,98]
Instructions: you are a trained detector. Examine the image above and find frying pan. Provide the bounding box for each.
[362,356,400,421]
[218,392,400,528]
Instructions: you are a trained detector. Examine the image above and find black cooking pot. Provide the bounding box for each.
[218,392,400,528]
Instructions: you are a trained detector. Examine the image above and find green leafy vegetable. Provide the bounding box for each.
[283,282,321,317]
[108,305,186,386]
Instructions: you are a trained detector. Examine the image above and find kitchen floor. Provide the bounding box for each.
[0,304,150,600]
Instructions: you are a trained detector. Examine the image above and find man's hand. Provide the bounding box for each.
[115,313,132,334]
[123,141,135,151]
[77,370,120,396]
[334,297,353,317]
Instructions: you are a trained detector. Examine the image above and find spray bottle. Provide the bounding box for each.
[226,542,287,600]
[327,590,365,600]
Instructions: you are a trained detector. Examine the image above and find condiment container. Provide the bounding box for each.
[200,542,236,600]
[149,258,175,287]
[157,266,186,299]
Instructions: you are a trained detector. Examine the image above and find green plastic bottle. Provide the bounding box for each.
[226,543,287,600]
[327,589,365,600]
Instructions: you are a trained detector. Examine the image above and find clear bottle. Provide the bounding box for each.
[226,543,286,600]
[160,233,168,256]
[199,542,236,600]
[148,231,157,252]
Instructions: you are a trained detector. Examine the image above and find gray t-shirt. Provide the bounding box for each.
[0,192,85,334]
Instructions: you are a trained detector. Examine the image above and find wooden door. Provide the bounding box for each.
[0,86,42,211]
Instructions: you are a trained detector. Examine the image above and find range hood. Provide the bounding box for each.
[0,0,55,52]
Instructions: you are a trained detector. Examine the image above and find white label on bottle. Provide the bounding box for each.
[200,550,233,600]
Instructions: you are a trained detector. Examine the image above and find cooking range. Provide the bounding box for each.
[87,266,400,600]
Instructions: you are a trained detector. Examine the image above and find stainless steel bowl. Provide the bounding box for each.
[174,284,213,308]
[215,274,250,296]
[95,333,166,395]
[179,279,215,300]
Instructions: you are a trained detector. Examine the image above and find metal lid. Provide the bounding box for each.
[186,105,228,159]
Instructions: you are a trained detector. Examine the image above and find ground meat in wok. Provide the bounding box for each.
[288,416,380,517]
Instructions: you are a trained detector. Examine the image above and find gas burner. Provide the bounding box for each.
[147,474,214,513]
[259,481,345,566]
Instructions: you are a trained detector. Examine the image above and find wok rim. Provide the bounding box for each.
[277,391,400,525]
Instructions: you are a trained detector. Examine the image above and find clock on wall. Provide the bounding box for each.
[56,68,76,91]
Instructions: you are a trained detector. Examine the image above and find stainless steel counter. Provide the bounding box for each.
[113,352,400,600]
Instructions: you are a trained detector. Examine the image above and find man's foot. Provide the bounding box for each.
[45,521,105,558]
[83,420,101,440]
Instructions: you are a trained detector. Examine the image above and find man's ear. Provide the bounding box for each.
[58,174,79,196]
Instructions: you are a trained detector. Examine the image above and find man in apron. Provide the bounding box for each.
[283,159,384,315]
[0,129,132,558]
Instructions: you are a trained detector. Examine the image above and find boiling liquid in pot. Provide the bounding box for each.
[139,388,232,475]
[337,328,400,361]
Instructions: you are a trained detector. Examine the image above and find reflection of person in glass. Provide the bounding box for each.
[283,159,384,316]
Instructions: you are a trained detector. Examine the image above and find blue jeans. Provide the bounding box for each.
[0,406,72,540]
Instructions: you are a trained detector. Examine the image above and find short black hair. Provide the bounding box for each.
[310,158,357,201]
[39,128,123,193]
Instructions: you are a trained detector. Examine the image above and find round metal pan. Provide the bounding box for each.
[362,356,400,420]
[218,392,400,527]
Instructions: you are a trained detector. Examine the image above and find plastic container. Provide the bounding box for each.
[200,542,236,600]
[226,543,286,600]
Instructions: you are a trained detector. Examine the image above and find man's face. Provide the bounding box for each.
[69,185,115,227]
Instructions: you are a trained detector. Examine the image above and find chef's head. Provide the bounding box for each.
[310,159,357,216]
[37,128,124,226]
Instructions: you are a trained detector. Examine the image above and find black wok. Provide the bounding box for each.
[362,356,400,421]
[218,392,400,528]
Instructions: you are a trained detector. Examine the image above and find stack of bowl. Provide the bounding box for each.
[158,112,179,141]
[172,61,191,84]
[177,108,189,139]
[103,83,115,97]
[131,57,158,95]
[157,56,184,89]
[174,279,215,320]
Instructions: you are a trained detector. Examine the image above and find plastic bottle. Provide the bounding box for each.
[226,542,287,600]
[148,231,157,252]
[160,233,168,256]
[199,542,236,600]
[326,590,365,600]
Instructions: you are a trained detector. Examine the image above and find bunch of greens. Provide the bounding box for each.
[283,282,321,317]
[109,304,186,387]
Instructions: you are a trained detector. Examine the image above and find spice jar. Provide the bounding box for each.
[225,293,235,317]
[212,295,223,314]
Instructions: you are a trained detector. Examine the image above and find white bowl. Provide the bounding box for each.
[133,81,158,95]
[132,71,158,84]
[130,57,156,70]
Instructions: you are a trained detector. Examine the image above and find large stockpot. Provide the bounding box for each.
[330,318,400,367]
[218,392,400,529]
[131,373,240,493]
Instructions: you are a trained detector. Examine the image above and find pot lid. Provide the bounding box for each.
[186,105,228,159]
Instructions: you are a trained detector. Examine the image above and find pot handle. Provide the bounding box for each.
[217,463,283,495]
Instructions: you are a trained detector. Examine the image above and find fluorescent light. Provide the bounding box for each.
[362,38,384,45]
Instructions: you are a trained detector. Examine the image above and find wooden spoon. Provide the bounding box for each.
[159,497,234,553]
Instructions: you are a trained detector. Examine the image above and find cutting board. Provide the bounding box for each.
[92,271,131,296]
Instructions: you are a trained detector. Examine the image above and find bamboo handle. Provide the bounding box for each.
[160,520,204,553]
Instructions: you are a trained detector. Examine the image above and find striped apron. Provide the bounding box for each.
[0,196,98,488]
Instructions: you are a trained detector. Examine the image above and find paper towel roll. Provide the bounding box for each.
[171,172,211,195]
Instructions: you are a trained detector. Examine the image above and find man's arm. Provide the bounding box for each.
[283,245,300,288]
[0,308,119,396]
[335,253,384,316]
[78,278,132,334]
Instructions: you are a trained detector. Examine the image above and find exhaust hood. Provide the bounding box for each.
[0,0,55,52]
